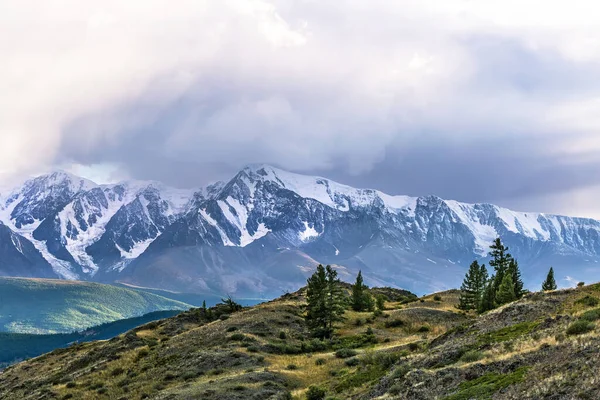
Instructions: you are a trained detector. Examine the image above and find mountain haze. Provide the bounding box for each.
[1,165,600,296]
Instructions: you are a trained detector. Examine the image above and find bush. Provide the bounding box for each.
[111,367,125,377]
[226,326,238,332]
[460,350,484,363]
[345,357,360,367]
[335,348,358,359]
[417,325,431,333]
[580,308,600,322]
[408,342,420,352]
[229,333,246,341]
[306,385,327,400]
[578,282,585,288]
[219,314,230,321]
[315,358,327,366]
[384,319,404,328]
[567,320,595,335]
[65,382,77,388]
[279,331,287,340]
[576,296,599,307]
[286,364,299,370]
[354,318,364,327]
[433,295,442,302]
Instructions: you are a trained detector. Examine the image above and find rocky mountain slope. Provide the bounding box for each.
[2,165,600,296]
[2,283,599,399]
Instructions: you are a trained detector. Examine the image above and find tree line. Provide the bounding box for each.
[459,237,558,313]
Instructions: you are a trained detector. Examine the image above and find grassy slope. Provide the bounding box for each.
[1,284,599,399]
[0,310,181,369]
[0,278,191,334]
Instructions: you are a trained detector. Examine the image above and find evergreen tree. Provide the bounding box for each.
[542,267,557,291]
[375,294,385,311]
[507,259,524,299]
[306,265,346,338]
[489,238,512,293]
[202,300,207,312]
[478,277,496,313]
[459,261,487,311]
[325,265,347,335]
[351,271,369,311]
[306,265,329,338]
[496,274,517,305]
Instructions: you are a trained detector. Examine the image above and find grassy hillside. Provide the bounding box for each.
[1,283,599,399]
[0,310,181,369]
[0,278,191,334]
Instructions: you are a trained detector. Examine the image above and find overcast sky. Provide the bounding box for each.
[2,1,600,218]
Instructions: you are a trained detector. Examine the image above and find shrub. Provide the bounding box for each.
[219,314,230,321]
[111,367,125,377]
[226,326,238,332]
[354,318,364,327]
[581,308,600,322]
[578,282,585,288]
[420,299,425,303]
[408,342,420,352]
[567,320,595,335]
[286,364,299,370]
[306,385,327,400]
[576,296,599,307]
[417,325,431,333]
[229,333,246,341]
[433,295,442,302]
[345,358,360,367]
[384,319,404,328]
[279,331,287,340]
[335,348,358,359]
[315,358,327,366]
[460,350,484,363]
[65,382,77,389]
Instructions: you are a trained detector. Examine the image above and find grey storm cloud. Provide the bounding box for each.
[2,0,600,217]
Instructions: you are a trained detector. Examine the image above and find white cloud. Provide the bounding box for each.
[2,0,600,207]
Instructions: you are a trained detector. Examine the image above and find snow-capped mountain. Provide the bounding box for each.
[0,172,191,280]
[1,165,600,296]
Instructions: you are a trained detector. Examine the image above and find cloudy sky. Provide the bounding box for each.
[2,0,600,218]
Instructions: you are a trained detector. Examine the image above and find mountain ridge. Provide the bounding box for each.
[1,165,600,296]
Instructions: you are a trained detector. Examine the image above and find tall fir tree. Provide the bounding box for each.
[507,259,524,299]
[478,277,496,313]
[489,238,512,293]
[325,265,347,335]
[351,270,369,311]
[542,267,557,291]
[496,274,517,305]
[305,265,346,338]
[459,261,487,311]
[306,265,329,338]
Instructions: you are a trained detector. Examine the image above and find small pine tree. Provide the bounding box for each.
[375,294,385,311]
[459,261,485,311]
[478,277,496,313]
[507,259,524,299]
[325,265,347,335]
[351,271,368,311]
[489,238,512,293]
[202,300,207,312]
[542,267,557,291]
[496,274,517,305]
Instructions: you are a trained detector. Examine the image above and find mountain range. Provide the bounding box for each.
[1,164,600,296]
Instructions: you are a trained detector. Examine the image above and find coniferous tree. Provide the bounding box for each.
[478,277,496,313]
[507,259,524,299]
[306,265,346,338]
[542,267,557,291]
[351,271,369,311]
[489,238,512,293]
[496,274,517,305]
[459,261,486,311]
[306,265,329,338]
[325,265,346,335]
